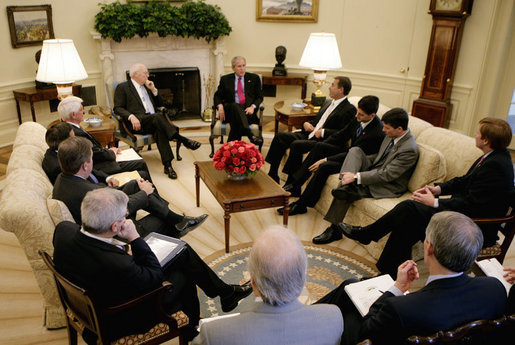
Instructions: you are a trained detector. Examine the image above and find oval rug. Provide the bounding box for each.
[199,242,379,318]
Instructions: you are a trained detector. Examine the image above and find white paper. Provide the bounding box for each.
[344,274,395,317]
[116,148,142,162]
[475,258,511,294]
[146,237,180,264]
[198,313,240,331]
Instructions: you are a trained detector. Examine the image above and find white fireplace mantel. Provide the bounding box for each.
[91,32,226,111]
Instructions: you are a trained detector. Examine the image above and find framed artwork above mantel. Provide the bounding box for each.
[7,5,54,48]
[256,0,319,23]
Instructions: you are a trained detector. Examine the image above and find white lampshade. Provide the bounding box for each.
[36,39,88,84]
[299,33,342,71]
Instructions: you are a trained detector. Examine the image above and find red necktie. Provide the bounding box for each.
[475,155,486,168]
[237,77,245,105]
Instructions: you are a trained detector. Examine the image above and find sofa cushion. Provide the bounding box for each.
[407,115,433,139]
[416,127,482,180]
[47,197,74,226]
[408,143,446,192]
[13,122,48,150]
[6,144,46,175]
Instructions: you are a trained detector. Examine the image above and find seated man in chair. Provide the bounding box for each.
[114,63,201,179]
[59,96,150,177]
[214,56,263,146]
[317,211,507,345]
[53,136,207,239]
[53,188,253,343]
[192,226,343,345]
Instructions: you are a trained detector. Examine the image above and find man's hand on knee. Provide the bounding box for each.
[128,114,141,131]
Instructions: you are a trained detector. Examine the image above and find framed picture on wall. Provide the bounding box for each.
[7,5,55,48]
[256,0,318,23]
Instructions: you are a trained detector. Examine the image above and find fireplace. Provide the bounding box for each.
[147,67,201,120]
[92,33,226,118]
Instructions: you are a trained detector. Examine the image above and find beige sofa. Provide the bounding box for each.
[280,96,483,260]
[0,122,73,328]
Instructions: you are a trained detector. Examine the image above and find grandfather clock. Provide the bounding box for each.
[412,0,473,127]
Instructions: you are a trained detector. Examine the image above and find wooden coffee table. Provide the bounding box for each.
[194,161,290,252]
[274,99,317,133]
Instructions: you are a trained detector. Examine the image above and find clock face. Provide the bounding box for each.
[435,0,463,11]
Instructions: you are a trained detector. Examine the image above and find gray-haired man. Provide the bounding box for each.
[193,226,343,345]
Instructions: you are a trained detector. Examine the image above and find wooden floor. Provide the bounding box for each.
[1,118,514,345]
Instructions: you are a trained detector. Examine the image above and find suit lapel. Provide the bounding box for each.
[128,80,146,110]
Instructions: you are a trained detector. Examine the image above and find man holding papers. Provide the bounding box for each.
[317,212,507,345]
[53,188,252,343]
[58,96,150,176]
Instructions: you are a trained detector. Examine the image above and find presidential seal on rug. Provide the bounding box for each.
[198,242,379,317]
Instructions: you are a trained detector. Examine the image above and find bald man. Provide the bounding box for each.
[114,63,201,179]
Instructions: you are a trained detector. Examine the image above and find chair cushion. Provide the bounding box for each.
[110,311,189,345]
[211,120,260,137]
[408,143,446,192]
[115,132,155,148]
[478,244,502,258]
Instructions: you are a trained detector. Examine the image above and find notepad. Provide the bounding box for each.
[344,274,395,317]
[109,170,141,186]
[144,232,187,268]
[116,148,142,162]
[475,258,511,294]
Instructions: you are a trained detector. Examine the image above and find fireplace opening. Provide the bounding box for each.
[127,67,201,120]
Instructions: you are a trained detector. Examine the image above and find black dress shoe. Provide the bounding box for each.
[312,225,343,244]
[283,184,301,197]
[175,214,208,236]
[183,139,201,150]
[164,166,177,179]
[277,202,307,216]
[338,223,371,245]
[248,135,263,146]
[220,281,253,312]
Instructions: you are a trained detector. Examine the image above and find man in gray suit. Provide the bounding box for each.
[192,226,343,345]
[313,108,419,244]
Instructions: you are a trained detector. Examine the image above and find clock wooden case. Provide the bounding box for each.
[412,0,473,127]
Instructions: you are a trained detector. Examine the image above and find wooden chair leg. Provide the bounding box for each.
[147,144,152,151]
[209,135,217,158]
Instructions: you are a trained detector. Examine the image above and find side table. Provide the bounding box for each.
[82,116,116,147]
[261,72,308,99]
[273,99,317,133]
[13,85,82,124]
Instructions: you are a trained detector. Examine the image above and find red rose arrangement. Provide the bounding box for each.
[213,140,264,177]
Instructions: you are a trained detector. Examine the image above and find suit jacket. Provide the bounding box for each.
[360,130,418,198]
[436,149,514,218]
[214,72,263,112]
[306,98,357,139]
[359,275,507,345]
[114,80,164,121]
[42,149,109,185]
[70,123,118,165]
[326,115,384,162]
[52,173,148,224]
[53,221,164,340]
[192,300,343,345]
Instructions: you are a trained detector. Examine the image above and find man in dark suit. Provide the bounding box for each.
[53,188,252,343]
[317,211,507,345]
[341,117,514,278]
[58,96,150,177]
[114,63,201,179]
[313,108,419,245]
[52,136,207,238]
[266,76,356,184]
[214,56,263,145]
[277,96,384,215]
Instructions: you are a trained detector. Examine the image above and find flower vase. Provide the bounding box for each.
[227,172,248,181]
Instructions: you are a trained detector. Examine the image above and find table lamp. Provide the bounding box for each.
[299,33,342,109]
[36,39,88,99]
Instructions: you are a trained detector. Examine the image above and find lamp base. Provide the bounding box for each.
[311,92,326,109]
[56,83,74,100]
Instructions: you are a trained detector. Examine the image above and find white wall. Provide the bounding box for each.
[0,0,512,147]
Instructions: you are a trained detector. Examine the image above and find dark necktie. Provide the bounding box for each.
[372,139,394,168]
[237,77,245,105]
[356,124,363,137]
